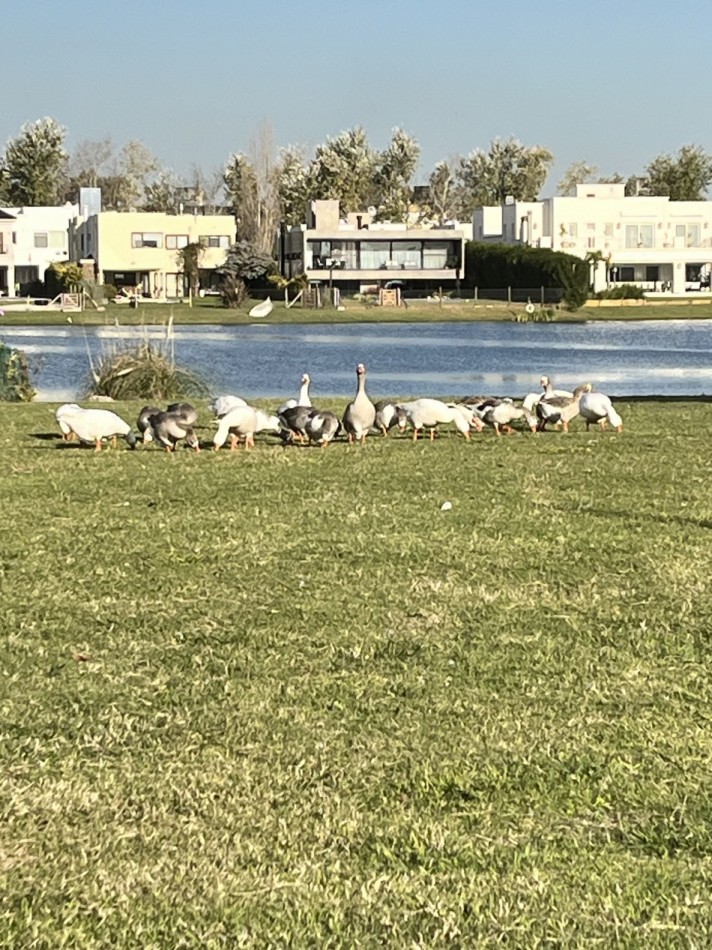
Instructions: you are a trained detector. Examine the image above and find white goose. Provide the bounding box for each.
[213,405,259,450]
[579,390,623,432]
[210,395,248,418]
[57,406,137,451]
[55,403,82,440]
[398,398,471,442]
[278,373,312,414]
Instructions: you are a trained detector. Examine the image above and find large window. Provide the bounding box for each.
[625,225,654,249]
[166,234,189,250]
[390,241,421,268]
[423,241,450,269]
[360,241,391,270]
[199,235,230,248]
[307,240,356,269]
[132,232,163,248]
[676,223,701,246]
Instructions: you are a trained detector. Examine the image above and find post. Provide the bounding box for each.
[188,288,193,308]
[507,286,512,304]
[541,285,544,305]
[439,286,443,309]
[474,286,478,302]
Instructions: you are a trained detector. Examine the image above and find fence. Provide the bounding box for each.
[402,287,565,304]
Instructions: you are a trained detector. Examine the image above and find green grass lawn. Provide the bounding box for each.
[3,296,712,326]
[2,400,712,946]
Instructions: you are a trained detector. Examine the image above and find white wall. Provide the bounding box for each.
[1,204,78,292]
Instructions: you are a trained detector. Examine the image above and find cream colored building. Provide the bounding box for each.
[69,211,236,298]
[473,183,712,295]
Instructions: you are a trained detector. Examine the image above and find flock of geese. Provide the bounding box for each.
[53,366,623,453]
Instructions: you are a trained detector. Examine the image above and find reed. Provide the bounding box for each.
[85,322,207,401]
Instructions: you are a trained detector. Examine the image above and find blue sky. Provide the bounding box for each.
[4,0,710,196]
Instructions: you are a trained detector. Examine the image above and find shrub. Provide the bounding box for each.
[85,331,207,401]
[102,283,117,302]
[595,284,646,300]
[0,341,35,401]
[512,305,556,323]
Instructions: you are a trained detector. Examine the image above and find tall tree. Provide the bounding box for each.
[224,122,281,253]
[67,136,114,187]
[2,117,68,205]
[184,164,225,214]
[277,146,310,227]
[557,161,599,196]
[639,144,712,200]
[224,153,260,239]
[425,160,458,224]
[456,138,554,216]
[373,127,420,222]
[307,127,378,214]
[142,168,182,213]
[116,140,161,210]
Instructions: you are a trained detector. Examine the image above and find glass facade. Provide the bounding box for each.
[306,239,460,271]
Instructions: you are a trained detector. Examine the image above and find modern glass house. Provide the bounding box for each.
[282,200,466,295]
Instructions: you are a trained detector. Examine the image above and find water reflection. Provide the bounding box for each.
[2,320,711,401]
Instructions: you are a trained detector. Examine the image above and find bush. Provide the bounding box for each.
[464,242,589,311]
[0,341,35,401]
[102,283,117,302]
[595,283,646,300]
[86,332,208,401]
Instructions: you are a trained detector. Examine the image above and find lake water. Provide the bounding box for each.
[3,320,712,402]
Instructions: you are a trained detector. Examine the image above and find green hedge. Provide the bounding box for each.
[595,283,645,300]
[464,242,590,310]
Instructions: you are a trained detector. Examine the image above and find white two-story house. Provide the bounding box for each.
[473,183,712,294]
[0,203,78,295]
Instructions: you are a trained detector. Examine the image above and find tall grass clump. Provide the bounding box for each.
[0,340,35,401]
[86,329,207,401]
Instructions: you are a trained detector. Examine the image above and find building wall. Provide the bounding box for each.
[474,185,712,294]
[70,211,236,297]
[0,204,78,294]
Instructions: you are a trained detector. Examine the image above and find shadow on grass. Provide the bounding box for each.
[554,501,712,531]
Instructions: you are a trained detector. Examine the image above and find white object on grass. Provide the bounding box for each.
[248,297,273,318]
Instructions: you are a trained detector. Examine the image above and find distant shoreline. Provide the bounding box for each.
[2,298,712,328]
